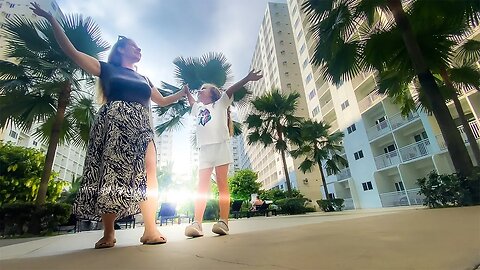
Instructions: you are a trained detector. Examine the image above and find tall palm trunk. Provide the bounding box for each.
[277,127,292,193]
[439,68,480,166]
[36,82,72,205]
[317,161,329,200]
[387,0,473,176]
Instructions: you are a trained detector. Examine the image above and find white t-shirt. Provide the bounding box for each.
[191,92,233,147]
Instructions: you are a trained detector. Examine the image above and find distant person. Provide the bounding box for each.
[31,3,186,249]
[251,196,264,211]
[183,70,262,237]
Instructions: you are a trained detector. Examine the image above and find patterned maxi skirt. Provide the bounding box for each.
[73,101,154,221]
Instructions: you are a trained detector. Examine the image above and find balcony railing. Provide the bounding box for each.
[389,111,420,130]
[374,150,401,170]
[379,189,423,207]
[379,190,409,207]
[343,198,355,210]
[366,119,391,141]
[321,100,334,114]
[406,188,424,205]
[436,120,480,150]
[336,168,351,181]
[398,139,432,162]
[358,90,384,112]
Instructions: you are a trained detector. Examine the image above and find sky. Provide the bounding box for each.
[56,0,284,174]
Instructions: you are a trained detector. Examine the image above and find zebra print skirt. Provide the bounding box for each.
[73,101,154,221]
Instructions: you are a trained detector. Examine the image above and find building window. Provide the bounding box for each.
[362,181,374,191]
[341,100,350,110]
[312,106,320,117]
[296,30,303,41]
[303,58,309,69]
[395,182,405,191]
[354,150,364,160]
[347,124,356,134]
[309,89,316,100]
[305,73,312,84]
[299,43,306,54]
[294,17,300,29]
[9,130,18,139]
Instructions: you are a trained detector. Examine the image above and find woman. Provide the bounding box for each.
[31,3,185,249]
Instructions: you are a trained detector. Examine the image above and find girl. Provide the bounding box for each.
[184,70,262,237]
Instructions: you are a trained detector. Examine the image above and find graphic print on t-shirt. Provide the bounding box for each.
[198,108,212,126]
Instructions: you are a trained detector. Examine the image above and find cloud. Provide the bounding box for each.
[55,0,286,169]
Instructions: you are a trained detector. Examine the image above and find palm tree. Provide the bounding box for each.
[153,52,250,135]
[290,120,347,201]
[245,89,302,193]
[0,15,109,205]
[302,0,478,176]
[365,1,480,165]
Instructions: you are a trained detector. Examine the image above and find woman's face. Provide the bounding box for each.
[120,40,142,63]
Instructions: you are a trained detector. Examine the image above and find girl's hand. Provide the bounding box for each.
[182,84,190,96]
[30,2,52,19]
[246,69,263,82]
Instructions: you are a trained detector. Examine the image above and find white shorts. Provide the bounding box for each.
[199,141,233,170]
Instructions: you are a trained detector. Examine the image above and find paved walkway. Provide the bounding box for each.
[0,206,479,270]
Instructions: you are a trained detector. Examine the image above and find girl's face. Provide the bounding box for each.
[119,40,142,63]
[197,86,214,104]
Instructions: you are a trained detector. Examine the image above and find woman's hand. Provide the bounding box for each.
[30,2,53,19]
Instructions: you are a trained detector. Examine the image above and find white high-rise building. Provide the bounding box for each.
[0,0,88,183]
[237,2,323,201]
[287,0,480,209]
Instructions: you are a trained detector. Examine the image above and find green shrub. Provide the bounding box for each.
[417,169,480,208]
[0,142,67,206]
[0,202,72,236]
[317,199,345,212]
[275,198,307,215]
[260,188,304,202]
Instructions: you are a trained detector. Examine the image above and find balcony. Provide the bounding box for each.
[379,188,424,207]
[366,119,391,141]
[398,139,432,162]
[374,150,401,170]
[436,120,480,150]
[379,190,409,207]
[329,120,339,133]
[321,100,334,115]
[343,198,355,210]
[389,111,420,130]
[336,168,351,181]
[358,90,384,113]
[406,188,424,205]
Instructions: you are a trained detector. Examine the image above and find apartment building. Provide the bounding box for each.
[286,0,480,209]
[237,2,323,201]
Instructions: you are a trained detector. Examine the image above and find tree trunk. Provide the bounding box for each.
[280,148,293,194]
[317,163,329,200]
[277,127,293,193]
[36,82,71,205]
[387,0,473,176]
[440,68,480,166]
